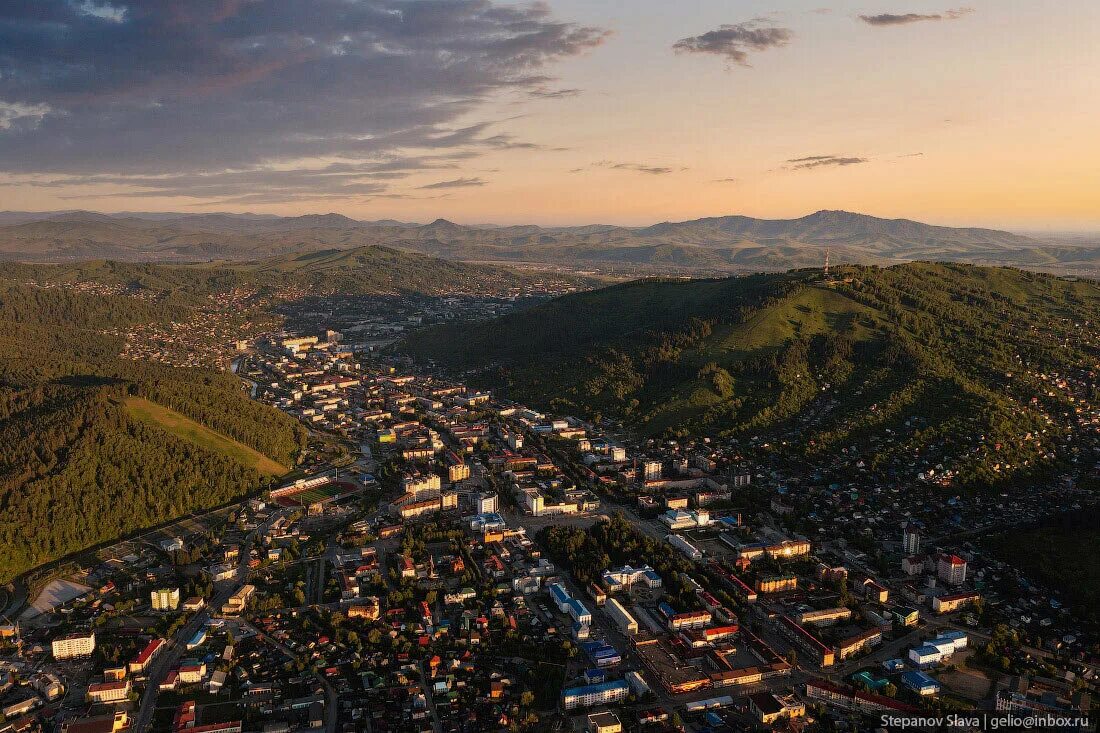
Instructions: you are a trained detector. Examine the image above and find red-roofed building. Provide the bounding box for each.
[128,638,165,675]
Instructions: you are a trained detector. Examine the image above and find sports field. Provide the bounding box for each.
[123,397,287,476]
[274,480,356,507]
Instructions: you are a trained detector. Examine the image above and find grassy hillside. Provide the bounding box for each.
[0,283,305,582]
[123,397,287,476]
[404,263,1100,490]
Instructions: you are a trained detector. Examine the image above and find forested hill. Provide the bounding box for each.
[0,244,594,300]
[0,283,306,583]
[403,263,1100,490]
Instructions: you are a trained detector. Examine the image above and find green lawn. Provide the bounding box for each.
[123,397,287,476]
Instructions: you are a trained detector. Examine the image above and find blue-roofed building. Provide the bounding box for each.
[882,658,906,672]
[186,629,207,650]
[901,671,941,696]
[572,621,590,640]
[909,644,942,668]
[601,565,663,591]
[561,679,629,710]
[566,598,592,625]
[549,583,571,612]
[657,601,676,619]
[584,669,606,684]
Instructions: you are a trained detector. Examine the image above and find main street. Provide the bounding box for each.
[131,512,273,733]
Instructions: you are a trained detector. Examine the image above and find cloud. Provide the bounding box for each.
[0,1,608,202]
[673,20,793,67]
[785,155,868,170]
[859,8,973,26]
[417,177,487,190]
[527,87,583,100]
[573,160,683,176]
[714,177,740,183]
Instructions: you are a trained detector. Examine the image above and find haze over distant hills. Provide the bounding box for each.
[1,209,1097,274]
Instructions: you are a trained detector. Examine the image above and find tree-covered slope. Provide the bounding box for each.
[403,263,1100,490]
[0,244,595,299]
[0,283,306,582]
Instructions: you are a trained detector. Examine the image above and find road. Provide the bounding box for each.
[131,513,269,733]
[241,620,338,733]
[419,659,443,733]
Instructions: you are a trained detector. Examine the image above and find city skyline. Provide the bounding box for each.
[1,0,1099,230]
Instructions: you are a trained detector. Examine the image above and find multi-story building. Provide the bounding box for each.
[221,584,255,616]
[474,492,498,514]
[52,631,96,660]
[798,607,852,626]
[903,523,922,555]
[604,598,639,636]
[151,587,180,611]
[778,616,835,667]
[87,679,131,704]
[755,574,798,594]
[600,565,662,591]
[804,678,920,715]
[129,638,165,675]
[561,680,629,710]
[641,460,662,481]
[932,591,981,614]
[834,628,882,660]
[61,711,129,733]
[937,555,967,585]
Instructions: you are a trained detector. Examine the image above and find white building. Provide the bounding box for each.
[604,598,639,636]
[474,492,499,514]
[52,632,96,660]
[561,680,629,710]
[601,565,662,591]
[937,555,967,586]
[667,534,703,561]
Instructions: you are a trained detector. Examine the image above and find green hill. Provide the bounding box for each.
[0,283,306,583]
[403,263,1100,490]
[0,244,595,300]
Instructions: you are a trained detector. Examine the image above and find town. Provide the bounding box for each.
[0,298,1095,733]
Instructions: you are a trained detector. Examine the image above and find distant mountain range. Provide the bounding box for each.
[0,209,1097,273]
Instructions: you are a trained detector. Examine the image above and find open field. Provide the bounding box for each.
[123,397,287,476]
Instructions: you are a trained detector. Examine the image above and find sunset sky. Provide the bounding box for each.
[1,0,1098,229]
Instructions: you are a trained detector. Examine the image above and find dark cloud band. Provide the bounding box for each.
[0,0,607,202]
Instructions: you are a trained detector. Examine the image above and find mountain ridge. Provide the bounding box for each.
[0,209,1096,273]
[402,262,1100,491]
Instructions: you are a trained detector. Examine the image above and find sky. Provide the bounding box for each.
[1,0,1098,229]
